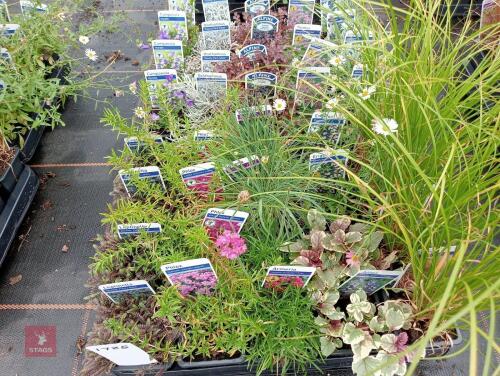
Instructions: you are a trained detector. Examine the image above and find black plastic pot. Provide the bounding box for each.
[177,354,246,369]
[112,359,174,376]
[0,147,24,198]
[0,165,39,266]
[111,329,462,375]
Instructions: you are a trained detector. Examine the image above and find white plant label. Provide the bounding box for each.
[338,270,404,296]
[144,69,177,107]
[302,37,338,65]
[308,111,346,144]
[201,20,231,50]
[293,24,322,45]
[251,15,279,40]
[262,266,316,288]
[194,130,216,141]
[152,39,184,70]
[194,72,227,99]
[235,104,272,123]
[86,343,157,366]
[0,24,20,37]
[245,72,277,97]
[288,0,315,24]
[201,49,231,72]
[158,10,188,40]
[0,0,10,21]
[309,149,348,179]
[0,47,11,62]
[98,280,156,303]
[119,166,166,196]
[238,43,267,60]
[20,1,47,16]
[244,0,270,17]
[202,0,230,22]
[117,223,162,239]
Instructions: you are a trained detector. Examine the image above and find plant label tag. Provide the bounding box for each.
[288,0,315,24]
[0,47,12,62]
[0,24,20,37]
[235,105,272,123]
[203,208,249,239]
[238,44,267,61]
[117,223,162,239]
[343,29,374,44]
[201,20,231,50]
[295,66,330,105]
[351,63,363,80]
[338,270,404,296]
[194,130,215,141]
[20,1,47,16]
[319,0,335,29]
[302,37,338,65]
[263,266,316,289]
[244,0,270,17]
[119,166,166,196]
[251,15,279,40]
[293,24,322,45]
[86,343,157,366]
[245,72,277,97]
[0,0,10,22]
[327,9,355,39]
[202,0,230,22]
[158,11,188,40]
[161,258,218,296]
[124,135,164,153]
[194,72,227,99]
[309,149,348,179]
[98,280,156,303]
[0,79,5,90]
[201,49,231,72]
[179,162,216,193]
[144,69,177,107]
[308,111,346,144]
[224,155,260,180]
[152,39,184,70]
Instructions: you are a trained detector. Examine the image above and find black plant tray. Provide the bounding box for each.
[112,329,462,376]
[0,147,24,199]
[0,165,39,266]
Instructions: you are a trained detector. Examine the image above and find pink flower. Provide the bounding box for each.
[215,230,247,260]
[346,251,361,268]
[395,332,408,352]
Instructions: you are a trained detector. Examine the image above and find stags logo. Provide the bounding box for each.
[25,326,56,357]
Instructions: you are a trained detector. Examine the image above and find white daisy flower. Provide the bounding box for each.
[273,98,287,112]
[79,35,90,45]
[359,85,376,100]
[329,55,346,67]
[325,97,340,110]
[134,107,146,119]
[129,81,137,94]
[85,48,98,61]
[57,12,66,21]
[372,118,398,136]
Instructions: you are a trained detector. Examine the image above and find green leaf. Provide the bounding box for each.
[320,336,341,357]
[369,316,386,333]
[375,352,405,376]
[342,323,365,345]
[345,231,363,244]
[352,355,381,376]
[329,216,351,232]
[349,222,370,233]
[308,209,326,231]
[324,291,340,306]
[317,269,342,288]
[322,234,345,252]
[326,308,346,321]
[351,332,375,359]
[364,231,384,252]
[385,308,405,331]
[280,239,307,253]
[310,230,326,251]
[380,334,398,353]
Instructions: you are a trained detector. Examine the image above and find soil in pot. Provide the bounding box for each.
[0,146,15,176]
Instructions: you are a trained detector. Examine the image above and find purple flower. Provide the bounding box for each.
[150,113,160,121]
[139,43,151,50]
[185,98,194,107]
[159,30,169,40]
[173,90,185,98]
[165,74,175,83]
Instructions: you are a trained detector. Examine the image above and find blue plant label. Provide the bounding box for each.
[201,20,231,50]
[194,72,227,99]
[124,135,164,153]
[119,166,166,196]
[238,44,267,60]
[98,280,155,303]
[201,50,230,72]
[0,0,10,22]
[0,24,20,37]
[251,15,279,40]
[0,79,5,90]
[203,208,249,238]
[224,155,260,180]
[179,162,216,193]
[245,72,277,97]
[263,266,316,288]
[235,104,272,123]
[302,37,338,65]
[20,1,47,16]
[152,39,184,70]
[288,0,315,24]
[351,63,363,80]
[144,69,177,107]
[308,111,346,144]
[202,0,230,22]
[319,0,336,28]
[0,47,11,62]
[293,24,322,45]
[194,130,215,141]
[426,245,457,256]
[161,258,218,296]
[117,223,162,239]
[309,149,348,179]
[244,0,270,17]
[326,9,355,39]
[338,270,404,296]
[295,66,330,105]
[343,29,374,44]
[158,10,188,40]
